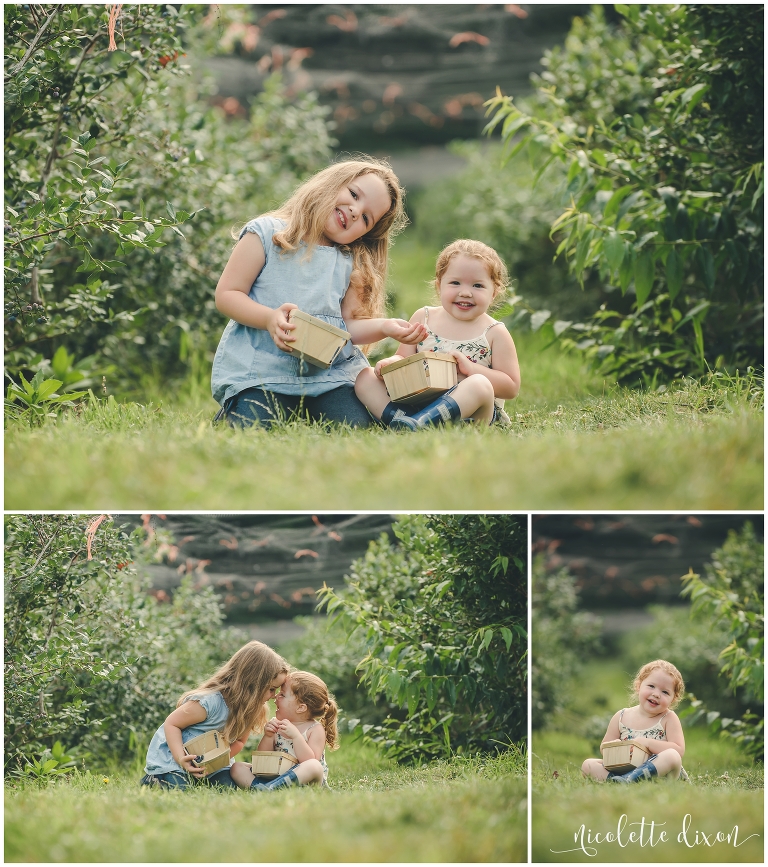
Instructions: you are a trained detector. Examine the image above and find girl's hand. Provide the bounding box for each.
[374,355,402,379]
[381,318,428,345]
[268,303,299,351]
[264,718,280,735]
[275,720,302,740]
[446,349,476,378]
[178,751,207,778]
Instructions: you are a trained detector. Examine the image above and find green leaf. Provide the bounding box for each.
[406,681,420,717]
[634,252,655,306]
[696,246,715,292]
[603,230,625,272]
[480,629,494,652]
[603,185,634,221]
[680,83,708,111]
[666,248,683,301]
[500,627,513,652]
[165,201,177,221]
[530,309,551,332]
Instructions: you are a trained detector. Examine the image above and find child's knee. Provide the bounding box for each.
[229,760,255,789]
[466,373,495,401]
[354,367,375,396]
[301,758,324,783]
[662,749,682,770]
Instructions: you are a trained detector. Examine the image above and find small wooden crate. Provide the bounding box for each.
[381,351,458,405]
[183,730,231,775]
[251,751,299,778]
[601,739,651,774]
[285,309,350,369]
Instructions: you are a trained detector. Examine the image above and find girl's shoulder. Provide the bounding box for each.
[239,214,287,243]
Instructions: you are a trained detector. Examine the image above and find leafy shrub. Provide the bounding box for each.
[318,515,527,761]
[487,5,763,384]
[4,514,245,773]
[531,556,602,730]
[5,5,335,396]
[679,522,764,758]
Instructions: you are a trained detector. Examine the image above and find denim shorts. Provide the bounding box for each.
[140,767,238,790]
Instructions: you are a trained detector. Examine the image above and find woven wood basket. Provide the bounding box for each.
[251,750,299,778]
[285,309,350,369]
[601,739,651,774]
[183,730,231,775]
[381,351,458,405]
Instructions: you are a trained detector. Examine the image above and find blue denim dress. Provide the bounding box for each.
[211,216,370,405]
[144,691,232,776]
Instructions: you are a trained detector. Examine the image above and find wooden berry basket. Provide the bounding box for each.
[251,750,299,778]
[381,351,458,405]
[600,739,651,774]
[285,309,350,369]
[183,730,231,775]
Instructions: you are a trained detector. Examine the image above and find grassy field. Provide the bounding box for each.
[531,660,764,863]
[4,741,526,863]
[4,235,763,510]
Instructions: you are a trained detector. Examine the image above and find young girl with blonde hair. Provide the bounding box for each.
[355,238,520,428]
[141,640,295,789]
[230,670,339,790]
[212,157,427,427]
[582,659,689,783]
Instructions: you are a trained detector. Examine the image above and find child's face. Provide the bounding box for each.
[274,679,304,721]
[637,668,676,716]
[266,673,286,703]
[438,254,495,321]
[322,172,391,245]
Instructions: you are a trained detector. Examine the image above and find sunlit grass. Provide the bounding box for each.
[4,742,526,863]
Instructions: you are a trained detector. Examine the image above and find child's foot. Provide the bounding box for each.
[609,760,658,783]
[382,394,461,430]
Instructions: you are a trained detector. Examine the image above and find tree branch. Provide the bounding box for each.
[6,7,60,80]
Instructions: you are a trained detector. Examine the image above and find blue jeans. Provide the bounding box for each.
[217,385,372,429]
[140,767,239,789]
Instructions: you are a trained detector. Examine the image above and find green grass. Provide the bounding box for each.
[4,234,763,510]
[4,742,526,862]
[531,659,764,862]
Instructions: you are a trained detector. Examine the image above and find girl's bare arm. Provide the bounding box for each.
[341,283,427,346]
[163,701,208,777]
[599,711,622,747]
[214,233,297,351]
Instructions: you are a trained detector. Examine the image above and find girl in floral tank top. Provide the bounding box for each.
[582,659,690,783]
[355,239,521,429]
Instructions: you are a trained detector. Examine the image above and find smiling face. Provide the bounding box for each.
[274,678,306,722]
[321,172,391,246]
[438,253,495,322]
[637,668,676,716]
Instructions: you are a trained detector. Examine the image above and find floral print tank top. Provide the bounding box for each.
[418,307,509,419]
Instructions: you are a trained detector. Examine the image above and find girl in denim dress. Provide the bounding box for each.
[212,158,427,427]
[581,659,689,783]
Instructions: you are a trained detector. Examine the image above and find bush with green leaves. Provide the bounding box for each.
[318,515,527,761]
[486,5,763,385]
[4,514,245,774]
[679,522,764,759]
[5,4,335,396]
[531,556,602,730]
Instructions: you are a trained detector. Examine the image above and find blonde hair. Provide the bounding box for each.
[178,641,289,744]
[287,670,340,750]
[631,659,685,708]
[254,157,407,322]
[434,239,510,305]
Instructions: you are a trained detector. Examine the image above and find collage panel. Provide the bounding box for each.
[4,512,528,862]
[530,514,764,863]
